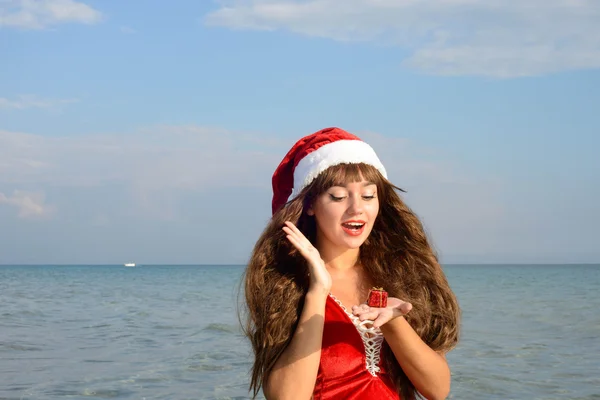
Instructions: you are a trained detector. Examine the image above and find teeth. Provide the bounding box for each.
[344,223,364,227]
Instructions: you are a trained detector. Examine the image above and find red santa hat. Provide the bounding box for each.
[271,127,387,214]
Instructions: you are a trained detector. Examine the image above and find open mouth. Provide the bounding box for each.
[341,222,366,236]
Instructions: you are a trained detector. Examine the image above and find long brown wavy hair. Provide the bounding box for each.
[240,162,461,399]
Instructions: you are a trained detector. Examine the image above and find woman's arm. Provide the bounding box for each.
[264,221,332,400]
[352,299,450,400]
[263,289,328,400]
[380,317,450,400]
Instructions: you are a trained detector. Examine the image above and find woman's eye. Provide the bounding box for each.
[362,194,376,200]
[329,194,346,201]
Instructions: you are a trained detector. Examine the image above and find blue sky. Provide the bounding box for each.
[1,0,599,264]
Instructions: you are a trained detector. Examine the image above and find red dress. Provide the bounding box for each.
[312,294,401,399]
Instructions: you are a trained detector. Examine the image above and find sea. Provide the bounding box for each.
[1,264,599,400]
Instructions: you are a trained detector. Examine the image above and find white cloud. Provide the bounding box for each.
[2,125,595,263]
[0,95,79,110]
[0,126,488,192]
[0,0,102,29]
[0,126,506,252]
[0,189,55,219]
[0,126,286,219]
[120,25,136,34]
[90,214,109,226]
[357,130,506,258]
[204,0,600,77]
[0,126,282,189]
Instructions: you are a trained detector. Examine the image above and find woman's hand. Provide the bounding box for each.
[351,297,413,329]
[282,221,332,294]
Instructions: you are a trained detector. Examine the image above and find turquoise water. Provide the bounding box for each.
[1,264,599,399]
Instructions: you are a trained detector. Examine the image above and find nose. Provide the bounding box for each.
[346,194,364,216]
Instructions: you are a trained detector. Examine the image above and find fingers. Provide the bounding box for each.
[352,304,379,321]
[400,302,413,314]
[283,221,308,243]
[283,221,306,240]
[283,220,302,235]
[372,314,390,329]
[353,305,391,328]
[283,221,314,253]
[284,233,303,252]
[352,301,413,328]
[283,230,310,254]
[352,304,369,313]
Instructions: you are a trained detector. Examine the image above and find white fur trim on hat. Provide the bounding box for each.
[292,139,387,195]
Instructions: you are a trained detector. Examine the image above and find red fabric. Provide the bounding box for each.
[271,127,361,215]
[313,296,401,400]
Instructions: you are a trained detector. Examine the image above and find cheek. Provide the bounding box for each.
[318,209,339,229]
[314,205,341,232]
[367,201,380,217]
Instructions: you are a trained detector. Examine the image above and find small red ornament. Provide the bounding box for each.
[367,287,388,308]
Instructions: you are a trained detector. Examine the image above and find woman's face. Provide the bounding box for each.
[308,178,379,251]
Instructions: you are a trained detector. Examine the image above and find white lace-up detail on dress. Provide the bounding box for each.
[329,294,385,376]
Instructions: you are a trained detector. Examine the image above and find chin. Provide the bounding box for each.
[341,237,368,249]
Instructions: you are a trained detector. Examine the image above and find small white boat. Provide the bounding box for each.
[124,262,136,267]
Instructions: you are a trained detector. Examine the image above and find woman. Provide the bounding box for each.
[242,127,460,399]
